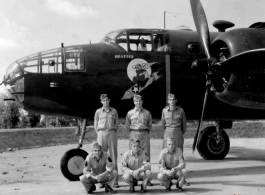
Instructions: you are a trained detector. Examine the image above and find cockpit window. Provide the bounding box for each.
[153,34,171,52]
[128,34,152,51]
[65,47,85,71]
[101,30,128,51]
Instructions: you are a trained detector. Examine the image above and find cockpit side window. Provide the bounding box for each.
[153,34,171,52]
[101,30,128,51]
[65,47,85,71]
[128,34,152,52]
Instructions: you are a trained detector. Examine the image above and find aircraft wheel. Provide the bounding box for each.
[60,148,88,181]
[197,126,230,160]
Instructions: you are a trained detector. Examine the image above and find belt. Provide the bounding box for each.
[99,129,115,132]
[130,129,148,132]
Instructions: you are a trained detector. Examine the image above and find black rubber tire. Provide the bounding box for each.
[60,148,88,181]
[197,126,230,160]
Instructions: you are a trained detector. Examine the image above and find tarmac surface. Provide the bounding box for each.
[1,138,265,195]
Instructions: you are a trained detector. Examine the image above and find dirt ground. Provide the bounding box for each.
[1,138,265,195]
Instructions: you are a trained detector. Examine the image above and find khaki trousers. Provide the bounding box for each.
[97,130,118,184]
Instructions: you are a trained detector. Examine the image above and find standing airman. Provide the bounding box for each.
[161,93,186,152]
[125,94,153,186]
[94,94,119,188]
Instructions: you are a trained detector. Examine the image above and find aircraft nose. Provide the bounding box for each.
[4,62,25,106]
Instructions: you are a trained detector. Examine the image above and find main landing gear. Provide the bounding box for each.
[196,121,231,160]
[60,119,89,181]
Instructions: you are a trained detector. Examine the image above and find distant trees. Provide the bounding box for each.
[0,91,76,129]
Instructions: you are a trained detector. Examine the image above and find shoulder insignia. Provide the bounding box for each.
[108,157,112,162]
[159,159,162,164]
[164,106,169,109]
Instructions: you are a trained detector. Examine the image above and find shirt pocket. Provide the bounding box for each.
[108,114,115,125]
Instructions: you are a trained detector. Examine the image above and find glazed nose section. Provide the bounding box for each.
[4,62,25,106]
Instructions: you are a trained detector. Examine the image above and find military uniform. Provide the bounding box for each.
[125,107,152,160]
[79,151,118,192]
[94,106,119,185]
[157,147,187,189]
[121,149,152,190]
[161,106,186,152]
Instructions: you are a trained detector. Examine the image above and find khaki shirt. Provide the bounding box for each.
[121,150,151,175]
[158,148,185,173]
[161,106,186,133]
[83,151,114,178]
[94,107,119,132]
[125,108,152,132]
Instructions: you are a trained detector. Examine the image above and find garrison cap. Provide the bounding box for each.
[91,142,102,150]
[130,138,140,146]
[100,94,109,100]
[133,94,143,101]
[167,93,176,100]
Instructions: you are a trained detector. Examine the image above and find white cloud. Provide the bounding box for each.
[0,37,21,49]
[0,11,31,49]
[45,0,100,18]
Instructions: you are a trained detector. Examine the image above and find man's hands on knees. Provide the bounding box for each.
[132,169,140,178]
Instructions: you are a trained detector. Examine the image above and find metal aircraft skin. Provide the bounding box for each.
[3,0,265,181]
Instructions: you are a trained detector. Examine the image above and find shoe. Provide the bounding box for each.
[87,184,96,194]
[114,184,120,188]
[165,187,171,191]
[99,183,105,189]
[140,184,146,193]
[129,183,135,192]
[147,181,153,186]
[184,180,190,186]
[176,182,184,192]
[105,183,116,194]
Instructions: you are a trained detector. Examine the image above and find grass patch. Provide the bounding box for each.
[1,121,265,152]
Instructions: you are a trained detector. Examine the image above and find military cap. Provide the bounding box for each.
[167,93,176,100]
[130,139,140,146]
[133,94,143,101]
[100,94,109,100]
[91,142,102,150]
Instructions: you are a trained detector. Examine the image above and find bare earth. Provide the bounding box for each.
[1,139,265,195]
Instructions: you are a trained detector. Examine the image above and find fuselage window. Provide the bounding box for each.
[65,47,85,71]
[129,34,152,52]
[153,34,171,52]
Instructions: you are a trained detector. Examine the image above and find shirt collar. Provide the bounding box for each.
[165,148,175,154]
[167,106,176,111]
[130,150,141,157]
[101,107,111,112]
[92,152,103,159]
[134,107,143,112]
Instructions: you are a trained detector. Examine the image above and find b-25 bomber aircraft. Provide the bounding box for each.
[3,0,265,181]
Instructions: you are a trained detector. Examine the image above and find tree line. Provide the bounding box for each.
[0,92,77,129]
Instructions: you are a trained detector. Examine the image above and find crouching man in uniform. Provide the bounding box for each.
[79,142,117,194]
[157,137,188,192]
[121,139,152,193]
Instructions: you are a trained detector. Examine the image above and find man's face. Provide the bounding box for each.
[92,147,102,158]
[166,140,175,152]
[101,98,110,107]
[134,99,143,108]
[131,142,140,154]
[168,98,176,107]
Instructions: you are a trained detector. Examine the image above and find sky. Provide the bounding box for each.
[0,0,265,92]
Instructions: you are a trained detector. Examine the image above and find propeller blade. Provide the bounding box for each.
[192,79,212,152]
[190,0,211,59]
